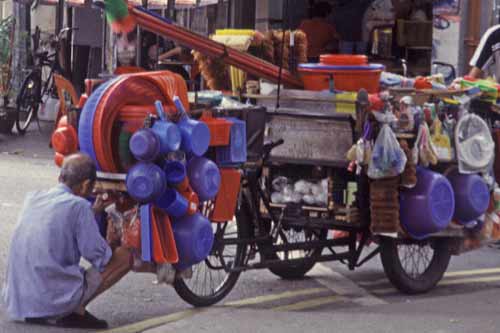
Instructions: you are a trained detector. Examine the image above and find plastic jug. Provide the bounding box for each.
[174,96,210,157]
[447,170,490,224]
[129,128,161,162]
[172,212,214,270]
[187,157,221,201]
[400,167,455,239]
[126,162,167,203]
[152,101,182,154]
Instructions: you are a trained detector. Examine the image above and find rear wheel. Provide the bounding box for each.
[16,72,41,135]
[173,201,250,307]
[264,227,327,280]
[380,237,452,294]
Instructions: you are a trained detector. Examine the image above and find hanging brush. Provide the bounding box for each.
[104,0,136,34]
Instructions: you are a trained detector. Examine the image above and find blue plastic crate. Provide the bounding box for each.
[216,117,247,165]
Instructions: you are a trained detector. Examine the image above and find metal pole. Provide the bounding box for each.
[56,0,64,34]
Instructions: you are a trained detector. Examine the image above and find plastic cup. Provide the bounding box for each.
[163,160,187,185]
[187,157,221,202]
[155,188,189,218]
[129,128,161,162]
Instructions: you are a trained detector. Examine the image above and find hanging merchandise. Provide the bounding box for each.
[431,119,453,161]
[414,122,438,167]
[455,113,495,174]
[367,115,407,179]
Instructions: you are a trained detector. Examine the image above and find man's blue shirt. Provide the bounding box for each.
[2,184,111,320]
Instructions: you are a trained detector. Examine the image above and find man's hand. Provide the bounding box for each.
[92,193,108,214]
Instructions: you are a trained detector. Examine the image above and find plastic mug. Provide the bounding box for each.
[129,128,161,162]
[164,160,187,185]
[173,96,210,157]
[155,188,189,218]
[153,101,182,154]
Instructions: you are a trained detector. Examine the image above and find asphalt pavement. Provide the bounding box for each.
[1,123,500,333]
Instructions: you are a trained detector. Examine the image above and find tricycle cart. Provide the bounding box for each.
[171,91,476,307]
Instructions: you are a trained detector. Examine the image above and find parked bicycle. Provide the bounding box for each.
[15,27,76,135]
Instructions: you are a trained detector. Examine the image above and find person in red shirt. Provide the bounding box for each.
[299,1,339,62]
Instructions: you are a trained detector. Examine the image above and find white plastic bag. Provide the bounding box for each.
[367,124,407,179]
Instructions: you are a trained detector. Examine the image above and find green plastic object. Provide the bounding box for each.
[461,79,498,103]
[118,129,134,171]
[104,0,129,23]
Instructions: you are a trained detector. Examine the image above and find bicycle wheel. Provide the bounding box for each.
[16,72,41,135]
[380,237,452,294]
[173,200,250,307]
[263,227,327,280]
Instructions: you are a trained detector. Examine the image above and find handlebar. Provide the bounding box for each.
[57,27,78,40]
[263,139,284,161]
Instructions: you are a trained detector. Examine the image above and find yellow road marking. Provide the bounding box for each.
[224,288,328,307]
[444,267,500,278]
[440,275,500,286]
[272,295,342,312]
[98,309,199,333]
[371,275,500,295]
[359,268,500,288]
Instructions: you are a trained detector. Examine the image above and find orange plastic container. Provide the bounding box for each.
[200,112,232,147]
[320,54,367,66]
[210,169,241,223]
[298,63,384,93]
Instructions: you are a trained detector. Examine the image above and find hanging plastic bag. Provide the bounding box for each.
[367,123,407,179]
[414,123,438,167]
[431,119,453,161]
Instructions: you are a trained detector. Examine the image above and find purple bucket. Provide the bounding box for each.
[187,157,221,201]
[400,167,455,239]
[126,162,167,203]
[447,170,490,224]
[129,129,160,162]
[172,212,214,270]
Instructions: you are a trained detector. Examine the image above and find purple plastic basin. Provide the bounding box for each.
[126,162,167,203]
[400,167,455,239]
[129,129,160,162]
[172,212,214,270]
[187,157,221,201]
[447,170,490,224]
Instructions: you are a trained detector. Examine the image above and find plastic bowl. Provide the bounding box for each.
[126,162,167,203]
[187,157,221,201]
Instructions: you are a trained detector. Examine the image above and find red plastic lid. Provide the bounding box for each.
[320,54,368,66]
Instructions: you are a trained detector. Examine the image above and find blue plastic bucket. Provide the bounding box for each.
[178,117,211,157]
[172,212,214,270]
[126,162,167,203]
[187,157,221,201]
[152,120,181,154]
[400,167,455,239]
[447,170,490,224]
[129,128,161,162]
[163,160,186,185]
[155,188,189,218]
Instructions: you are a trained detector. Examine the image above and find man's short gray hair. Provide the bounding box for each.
[59,153,97,188]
